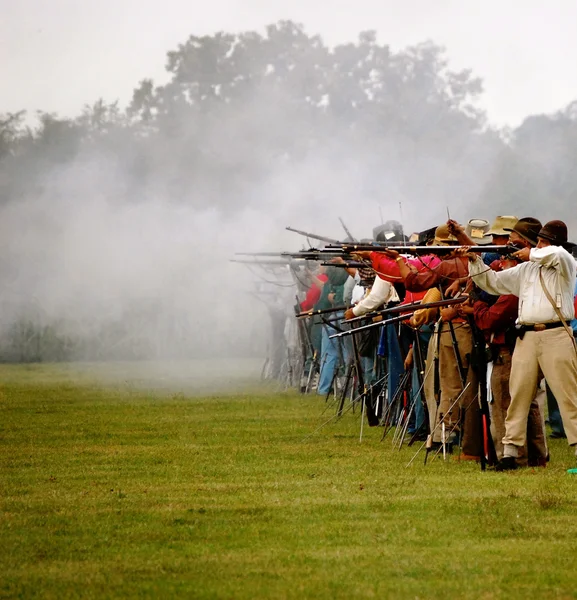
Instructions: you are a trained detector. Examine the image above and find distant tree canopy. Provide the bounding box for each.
[5,20,575,225]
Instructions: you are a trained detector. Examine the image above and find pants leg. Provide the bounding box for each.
[536,328,577,446]
[546,382,566,437]
[504,332,543,449]
[437,322,472,433]
[423,332,438,437]
[318,324,340,394]
[490,349,511,460]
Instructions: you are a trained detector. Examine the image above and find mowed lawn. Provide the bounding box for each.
[1,364,577,599]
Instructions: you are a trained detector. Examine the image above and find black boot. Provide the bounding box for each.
[495,456,518,471]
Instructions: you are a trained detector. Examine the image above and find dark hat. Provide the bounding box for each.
[537,220,568,245]
[417,226,437,245]
[373,220,406,243]
[504,217,542,247]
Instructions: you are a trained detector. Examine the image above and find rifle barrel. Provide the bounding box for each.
[286,227,341,244]
[324,244,512,255]
[344,297,467,324]
[296,305,350,318]
[329,313,408,338]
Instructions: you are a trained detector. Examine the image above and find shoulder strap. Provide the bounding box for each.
[538,267,577,353]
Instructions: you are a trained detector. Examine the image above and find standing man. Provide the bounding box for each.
[468,220,577,470]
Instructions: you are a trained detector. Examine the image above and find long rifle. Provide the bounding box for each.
[338,297,468,327]
[323,244,513,255]
[345,297,467,324]
[338,217,357,242]
[296,305,350,319]
[329,313,408,339]
[286,226,341,245]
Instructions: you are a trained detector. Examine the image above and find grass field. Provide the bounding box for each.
[2,363,577,599]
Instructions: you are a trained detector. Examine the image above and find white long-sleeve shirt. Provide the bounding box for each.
[469,245,576,324]
[352,276,399,317]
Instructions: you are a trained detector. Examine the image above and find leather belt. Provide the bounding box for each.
[518,321,568,332]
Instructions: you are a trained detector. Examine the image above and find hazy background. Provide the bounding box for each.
[2,1,577,364]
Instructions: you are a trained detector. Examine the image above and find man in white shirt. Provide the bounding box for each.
[344,275,400,319]
[468,220,577,470]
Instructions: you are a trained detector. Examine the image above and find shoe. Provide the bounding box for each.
[550,432,567,439]
[495,457,518,471]
[528,457,547,467]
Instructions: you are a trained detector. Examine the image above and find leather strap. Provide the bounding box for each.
[538,268,577,353]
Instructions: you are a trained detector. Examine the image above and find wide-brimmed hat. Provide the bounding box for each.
[504,217,542,247]
[487,215,519,237]
[465,218,493,245]
[417,226,437,245]
[434,224,458,245]
[538,220,568,245]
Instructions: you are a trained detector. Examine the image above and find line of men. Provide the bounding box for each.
[301,216,577,469]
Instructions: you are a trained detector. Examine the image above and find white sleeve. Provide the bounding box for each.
[468,257,523,297]
[352,276,394,316]
[531,246,576,282]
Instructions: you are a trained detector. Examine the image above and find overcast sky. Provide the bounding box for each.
[2,0,577,127]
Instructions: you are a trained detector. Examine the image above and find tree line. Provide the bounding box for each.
[1,21,576,361]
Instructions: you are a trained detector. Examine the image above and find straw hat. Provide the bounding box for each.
[465,218,493,245]
[433,224,458,245]
[487,216,519,237]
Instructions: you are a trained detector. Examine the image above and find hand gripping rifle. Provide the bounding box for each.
[342,296,468,325]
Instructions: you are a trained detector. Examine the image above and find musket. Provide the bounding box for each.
[321,261,371,269]
[286,226,341,245]
[343,296,467,324]
[338,217,357,242]
[328,297,468,338]
[329,313,409,338]
[296,305,350,319]
[323,244,513,255]
[231,258,297,267]
[235,251,345,261]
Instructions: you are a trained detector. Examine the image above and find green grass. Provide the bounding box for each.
[1,364,577,599]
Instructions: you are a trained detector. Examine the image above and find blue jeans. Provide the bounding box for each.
[546,382,566,437]
[378,323,404,405]
[318,318,347,394]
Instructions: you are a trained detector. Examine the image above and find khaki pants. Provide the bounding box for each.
[491,346,547,462]
[430,321,482,456]
[505,328,577,448]
[423,332,437,435]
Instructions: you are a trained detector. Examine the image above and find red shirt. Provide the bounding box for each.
[300,274,328,311]
[370,253,442,304]
[473,295,518,346]
[404,256,468,295]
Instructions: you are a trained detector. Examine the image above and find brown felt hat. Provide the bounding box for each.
[538,220,568,245]
[487,215,519,236]
[504,217,542,247]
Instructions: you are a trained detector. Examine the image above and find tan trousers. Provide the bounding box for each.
[426,321,482,456]
[505,328,577,448]
[491,346,547,462]
[424,332,437,435]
